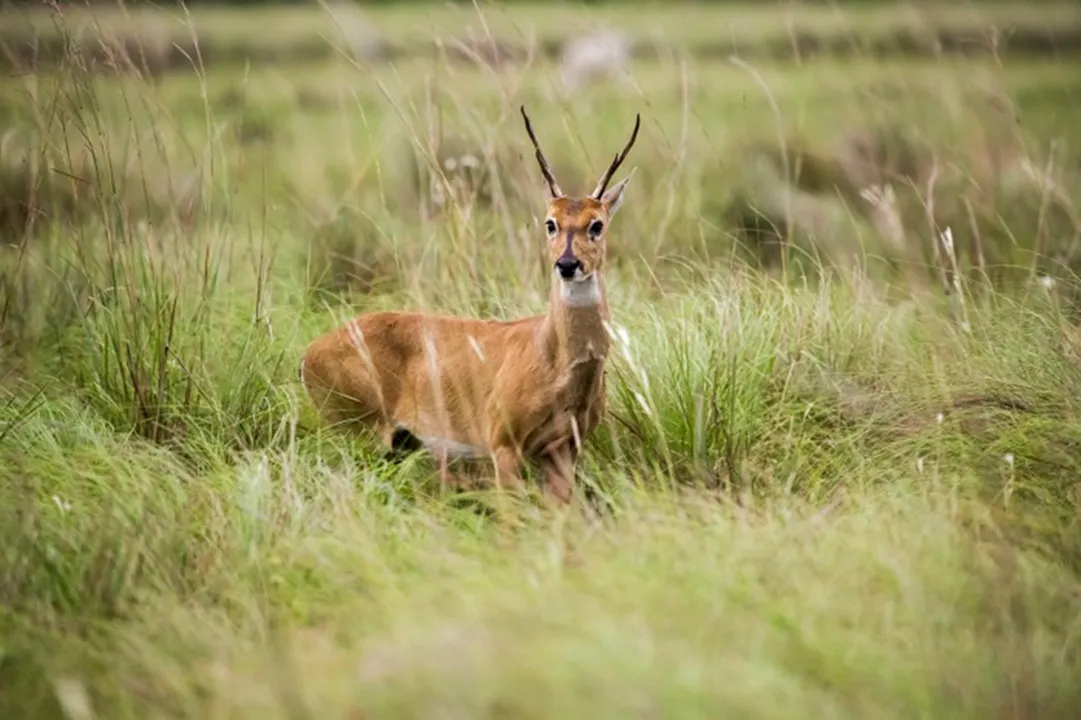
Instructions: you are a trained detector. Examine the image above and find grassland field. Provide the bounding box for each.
[6,1,1081,63]
[2,1,1081,718]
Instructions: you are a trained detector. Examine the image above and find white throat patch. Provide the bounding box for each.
[559,274,603,307]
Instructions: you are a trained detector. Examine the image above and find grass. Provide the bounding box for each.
[4,0,1081,73]
[2,1,1081,718]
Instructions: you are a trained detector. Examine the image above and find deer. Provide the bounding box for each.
[300,106,640,505]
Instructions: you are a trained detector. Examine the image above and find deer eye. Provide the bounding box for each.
[588,220,604,239]
[545,219,557,236]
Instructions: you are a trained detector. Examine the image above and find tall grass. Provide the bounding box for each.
[1,2,1081,718]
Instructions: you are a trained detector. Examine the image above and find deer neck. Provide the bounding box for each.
[540,271,611,372]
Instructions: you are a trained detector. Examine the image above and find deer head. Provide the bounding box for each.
[520,106,640,284]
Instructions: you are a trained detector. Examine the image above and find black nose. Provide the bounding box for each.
[555,257,581,279]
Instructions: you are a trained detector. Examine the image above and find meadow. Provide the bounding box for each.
[2,1,1081,717]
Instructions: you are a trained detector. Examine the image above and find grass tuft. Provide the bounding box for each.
[1,2,1081,718]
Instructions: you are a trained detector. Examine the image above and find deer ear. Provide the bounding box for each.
[600,168,635,218]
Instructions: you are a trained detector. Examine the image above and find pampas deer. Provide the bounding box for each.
[300,107,640,504]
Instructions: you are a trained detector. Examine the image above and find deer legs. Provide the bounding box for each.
[489,436,580,507]
[396,422,577,505]
[380,424,579,506]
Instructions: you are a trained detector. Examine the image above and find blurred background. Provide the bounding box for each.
[3,3,1081,717]
[3,0,1080,301]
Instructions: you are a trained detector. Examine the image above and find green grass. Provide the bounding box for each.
[2,2,1081,718]
[7,1,1081,57]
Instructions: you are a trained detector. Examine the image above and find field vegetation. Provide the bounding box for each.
[2,1,1081,717]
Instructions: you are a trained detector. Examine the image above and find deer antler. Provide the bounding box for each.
[520,106,563,198]
[592,113,641,199]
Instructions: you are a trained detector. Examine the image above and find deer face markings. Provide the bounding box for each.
[545,199,608,282]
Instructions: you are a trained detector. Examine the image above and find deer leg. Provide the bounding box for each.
[484,445,532,529]
[426,443,484,494]
[486,444,530,506]
[434,446,473,492]
[539,443,577,506]
[437,445,451,485]
[491,446,527,495]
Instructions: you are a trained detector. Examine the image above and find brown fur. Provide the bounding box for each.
[301,110,640,504]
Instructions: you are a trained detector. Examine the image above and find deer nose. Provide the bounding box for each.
[555,257,581,279]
